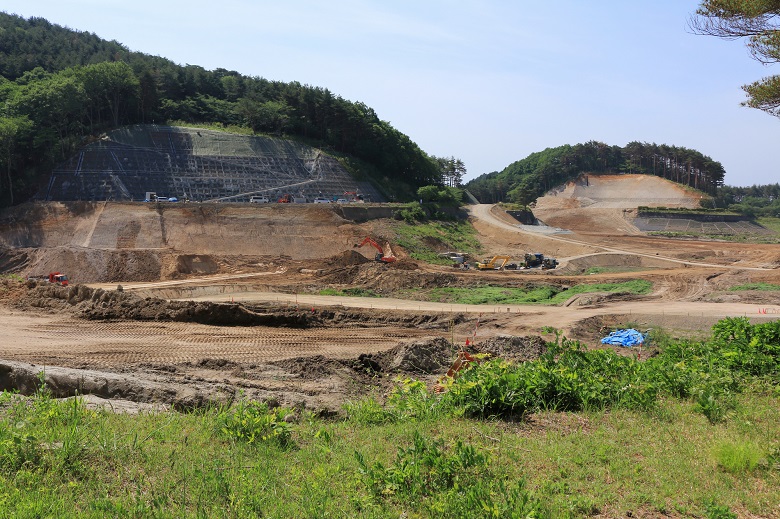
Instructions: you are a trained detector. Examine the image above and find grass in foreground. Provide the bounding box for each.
[1,317,778,517]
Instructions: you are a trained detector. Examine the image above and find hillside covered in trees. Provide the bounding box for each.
[0,13,442,207]
[466,141,727,205]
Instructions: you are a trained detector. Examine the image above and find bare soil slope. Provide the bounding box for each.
[0,202,374,283]
[533,174,700,235]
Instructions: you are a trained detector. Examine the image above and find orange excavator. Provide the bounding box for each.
[354,236,397,263]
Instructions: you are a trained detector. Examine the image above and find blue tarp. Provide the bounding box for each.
[600,328,645,347]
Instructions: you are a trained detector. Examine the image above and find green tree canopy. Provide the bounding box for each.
[465,141,725,205]
[691,0,780,116]
[0,11,443,206]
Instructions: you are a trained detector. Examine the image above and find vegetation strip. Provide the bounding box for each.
[418,280,652,305]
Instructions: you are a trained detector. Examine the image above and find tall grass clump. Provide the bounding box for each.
[438,317,778,424]
[215,399,293,448]
[344,378,451,425]
[714,441,763,474]
[355,431,543,518]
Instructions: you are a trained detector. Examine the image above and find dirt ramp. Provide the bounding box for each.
[325,249,372,267]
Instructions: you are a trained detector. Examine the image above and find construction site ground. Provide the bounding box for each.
[1,174,779,414]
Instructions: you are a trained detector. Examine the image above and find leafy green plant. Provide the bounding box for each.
[216,400,292,448]
[444,335,657,418]
[354,431,543,516]
[342,396,395,425]
[704,500,737,519]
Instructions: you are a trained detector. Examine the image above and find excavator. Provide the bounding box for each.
[476,255,511,270]
[354,236,397,263]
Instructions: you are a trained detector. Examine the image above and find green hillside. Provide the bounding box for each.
[466,141,726,205]
[0,12,440,207]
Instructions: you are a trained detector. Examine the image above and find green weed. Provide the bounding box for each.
[714,441,762,474]
[216,400,293,448]
[355,431,542,517]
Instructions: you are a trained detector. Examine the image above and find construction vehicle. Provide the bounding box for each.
[434,351,480,393]
[27,272,69,286]
[439,252,467,266]
[278,194,292,203]
[354,236,397,263]
[541,257,558,270]
[343,191,365,203]
[522,253,544,268]
[476,255,511,270]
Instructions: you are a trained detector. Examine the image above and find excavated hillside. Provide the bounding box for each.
[0,202,377,283]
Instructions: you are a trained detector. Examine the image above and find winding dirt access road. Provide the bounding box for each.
[468,204,774,272]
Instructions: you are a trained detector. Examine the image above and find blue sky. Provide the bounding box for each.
[3,1,778,186]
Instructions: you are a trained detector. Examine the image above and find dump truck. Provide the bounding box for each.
[476,255,511,270]
[541,257,559,270]
[27,272,69,286]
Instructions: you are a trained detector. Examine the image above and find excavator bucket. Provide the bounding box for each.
[433,351,480,393]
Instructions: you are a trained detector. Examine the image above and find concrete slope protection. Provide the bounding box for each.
[40,124,383,204]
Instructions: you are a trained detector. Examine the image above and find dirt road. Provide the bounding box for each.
[468,204,775,271]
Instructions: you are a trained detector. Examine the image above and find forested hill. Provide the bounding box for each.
[0,12,440,207]
[466,141,726,205]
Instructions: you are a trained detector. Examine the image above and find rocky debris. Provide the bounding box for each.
[468,335,548,363]
[0,334,554,416]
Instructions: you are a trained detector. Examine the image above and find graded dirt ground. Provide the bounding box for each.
[0,174,778,414]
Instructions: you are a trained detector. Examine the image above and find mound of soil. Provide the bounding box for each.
[325,249,372,267]
[358,337,455,374]
[270,355,345,379]
[468,335,548,362]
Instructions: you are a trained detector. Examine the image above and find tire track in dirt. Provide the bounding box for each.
[0,311,435,370]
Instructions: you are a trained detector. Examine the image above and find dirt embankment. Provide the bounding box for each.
[0,201,374,283]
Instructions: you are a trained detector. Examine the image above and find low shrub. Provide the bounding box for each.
[216,400,293,448]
